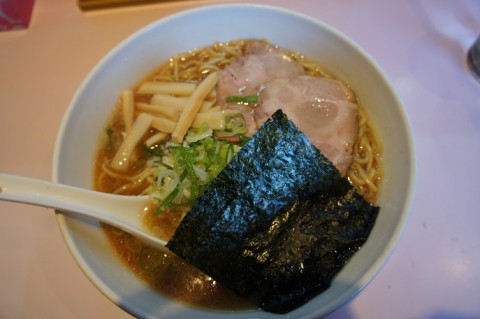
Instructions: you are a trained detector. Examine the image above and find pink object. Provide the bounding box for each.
[216,41,305,103]
[258,76,359,176]
[0,0,34,31]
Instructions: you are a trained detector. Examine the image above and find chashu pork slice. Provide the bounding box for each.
[216,41,305,102]
[256,75,359,176]
[216,41,305,135]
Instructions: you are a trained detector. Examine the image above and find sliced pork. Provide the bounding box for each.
[216,41,305,104]
[256,76,359,176]
[215,41,359,175]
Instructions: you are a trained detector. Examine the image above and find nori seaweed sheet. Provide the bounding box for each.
[166,109,379,313]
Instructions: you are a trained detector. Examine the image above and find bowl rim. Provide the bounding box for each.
[52,3,416,318]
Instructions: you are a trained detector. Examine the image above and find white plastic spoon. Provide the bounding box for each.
[0,173,168,248]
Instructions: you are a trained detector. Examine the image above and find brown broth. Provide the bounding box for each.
[101,223,255,310]
[95,104,255,311]
[94,39,383,312]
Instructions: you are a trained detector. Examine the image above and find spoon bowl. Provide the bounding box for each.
[0,173,168,248]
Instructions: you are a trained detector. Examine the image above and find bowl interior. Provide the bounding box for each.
[53,4,414,319]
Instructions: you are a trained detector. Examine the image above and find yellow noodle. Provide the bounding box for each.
[346,108,383,202]
[94,41,384,308]
[98,39,383,203]
[101,161,127,180]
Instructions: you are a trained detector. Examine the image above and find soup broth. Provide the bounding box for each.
[94,39,383,310]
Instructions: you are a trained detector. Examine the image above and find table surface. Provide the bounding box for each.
[1,0,480,318]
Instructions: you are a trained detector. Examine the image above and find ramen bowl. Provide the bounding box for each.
[53,4,414,318]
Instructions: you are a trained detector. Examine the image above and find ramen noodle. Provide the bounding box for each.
[94,39,383,310]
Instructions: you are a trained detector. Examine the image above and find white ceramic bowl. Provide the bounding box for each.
[53,4,415,319]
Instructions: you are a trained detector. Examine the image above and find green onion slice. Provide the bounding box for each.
[226,95,259,104]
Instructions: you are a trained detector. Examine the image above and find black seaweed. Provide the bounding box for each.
[166,110,379,313]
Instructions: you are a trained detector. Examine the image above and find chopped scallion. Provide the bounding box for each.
[226,95,259,104]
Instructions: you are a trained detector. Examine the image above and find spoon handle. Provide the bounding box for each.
[0,174,166,247]
[1,173,92,209]
[0,173,142,216]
